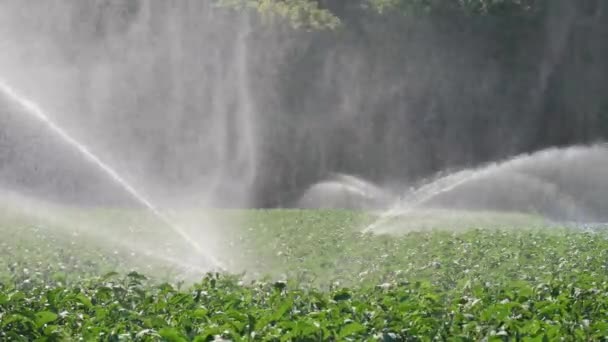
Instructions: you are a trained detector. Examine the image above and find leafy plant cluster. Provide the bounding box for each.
[366,0,544,15]
[217,0,340,30]
[218,0,545,29]
[2,210,608,340]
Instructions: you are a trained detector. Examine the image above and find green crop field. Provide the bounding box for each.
[2,207,608,341]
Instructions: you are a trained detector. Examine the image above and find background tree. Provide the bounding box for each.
[2,0,608,207]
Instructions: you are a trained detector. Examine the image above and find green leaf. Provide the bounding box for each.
[158,282,175,293]
[5,331,29,342]
[94,308,109,320]
[2,313,35,329]
[9,291,26,302]
[270,298,293,321]
[75,293,92,308]
[136,329,160,339]
[273,281,287,291]
[159,328,188,342]
[192,308,208,319]
[35,311,58,328]
[332,290,351,301]
[127,271,147,281]
[339,322,366,338]
[43,324,64,337]
[101,272,119,281]
[169,293,192,306]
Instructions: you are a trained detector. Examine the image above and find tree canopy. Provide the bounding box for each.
[218,0,340,29]
[219,0,545,29]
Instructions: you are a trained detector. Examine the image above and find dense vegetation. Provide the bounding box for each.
[2,209,608,340]
[220,0,545,29]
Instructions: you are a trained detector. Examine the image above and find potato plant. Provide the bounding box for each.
[1,210,608,340]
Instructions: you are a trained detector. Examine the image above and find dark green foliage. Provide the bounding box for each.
[218,0,341,29]
[367,0,544,16]
[2,210,608,339]
[219,0,546,30]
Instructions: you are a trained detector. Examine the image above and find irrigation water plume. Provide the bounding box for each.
[297,173,393,210]
[361,165,498,234]
[0,189,216,276]
[0,79,225,271]
[363,144,608,234]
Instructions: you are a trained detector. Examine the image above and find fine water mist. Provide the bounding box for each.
[1,0,608,277]
[0,80,223,270]
[364,144,608,234]
[297,173,394,210]
[0,2,261,208]
[0,2,272,273]
[0,189,211,277]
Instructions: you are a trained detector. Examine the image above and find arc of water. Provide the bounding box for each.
[362,150,597,234]
[362,165,499,234]
[0,79,225,271]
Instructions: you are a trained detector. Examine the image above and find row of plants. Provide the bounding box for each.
[1,209,608,340]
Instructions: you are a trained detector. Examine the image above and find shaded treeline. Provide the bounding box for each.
[0,0,607,207]
[255,0,608,206]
